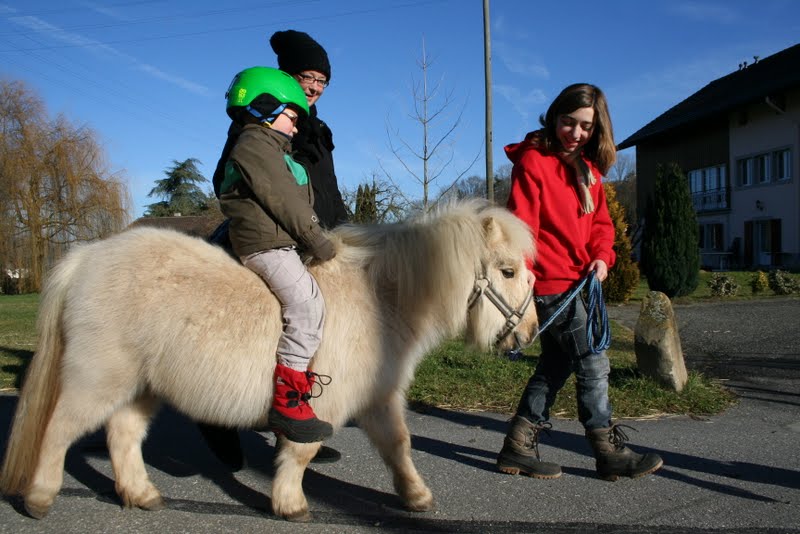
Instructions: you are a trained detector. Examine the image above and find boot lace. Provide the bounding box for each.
[303,371,332,402]
[608,424,638,450]
[521,421,552,460]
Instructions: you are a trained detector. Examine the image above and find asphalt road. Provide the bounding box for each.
[1,297,798,533]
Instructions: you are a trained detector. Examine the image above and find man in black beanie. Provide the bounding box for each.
[201,30,346,470]
[269,29,348,229]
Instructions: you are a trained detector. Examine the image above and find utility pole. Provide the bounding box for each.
[482,0,494,202]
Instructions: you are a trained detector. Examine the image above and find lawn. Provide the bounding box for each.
[0,294,38,390]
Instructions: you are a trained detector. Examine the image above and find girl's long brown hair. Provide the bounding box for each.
[537,83,616,175]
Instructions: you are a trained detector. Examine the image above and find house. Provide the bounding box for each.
[618,43,800,270]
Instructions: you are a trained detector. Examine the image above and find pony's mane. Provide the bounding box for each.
[332,199,533,315]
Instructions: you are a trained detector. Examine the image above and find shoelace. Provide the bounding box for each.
[304,371,332,402]
[608,423,638,450]
[524,421,553,460]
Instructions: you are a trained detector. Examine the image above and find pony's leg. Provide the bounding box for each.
[358,391,434,512]
[271,437,320,522]
[106,394,164,511]
[24,391,113,518]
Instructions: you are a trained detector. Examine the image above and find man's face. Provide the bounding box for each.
[294,70,328,107]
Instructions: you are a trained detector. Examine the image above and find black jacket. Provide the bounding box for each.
[291,105,348,229]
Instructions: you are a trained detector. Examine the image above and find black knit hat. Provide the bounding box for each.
[269,30,331,82]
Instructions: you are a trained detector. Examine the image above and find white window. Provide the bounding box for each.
[698,223,724,251]
[688,169,703,194]
[738,159,753,186]
[738,148,792,186]
[706,166,719,190]
[757,154,770,183]
[689,164,728,210]
[710,223,723,251]
[774,149,791,181]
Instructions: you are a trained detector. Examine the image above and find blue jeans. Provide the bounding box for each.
[515,291,612,431]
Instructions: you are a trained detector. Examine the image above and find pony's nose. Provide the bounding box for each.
[514,322,539,350]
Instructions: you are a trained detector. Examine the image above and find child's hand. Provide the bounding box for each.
[309,235,336,262]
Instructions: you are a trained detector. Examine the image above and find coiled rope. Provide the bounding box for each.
[508,270,611,359]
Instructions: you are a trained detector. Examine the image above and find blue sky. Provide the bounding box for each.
[2,0,799,218]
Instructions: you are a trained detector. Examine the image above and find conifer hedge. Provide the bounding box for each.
[640,163,700,297]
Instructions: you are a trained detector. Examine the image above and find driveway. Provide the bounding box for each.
[607,296,800,397]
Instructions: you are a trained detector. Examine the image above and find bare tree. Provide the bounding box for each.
[0,79,129,292]
[607,151,635,182]
[606,152,637,233]
[439,163,513,206]
[492,163,513,206]
[382,38,481,212]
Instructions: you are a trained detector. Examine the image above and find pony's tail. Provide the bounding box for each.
[0,250,82,496]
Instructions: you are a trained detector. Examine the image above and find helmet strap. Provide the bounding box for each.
[246,103,287,126]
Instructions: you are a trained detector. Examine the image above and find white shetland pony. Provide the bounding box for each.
[0,200,537,522]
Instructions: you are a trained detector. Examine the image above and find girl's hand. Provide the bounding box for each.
[588,259,608,282]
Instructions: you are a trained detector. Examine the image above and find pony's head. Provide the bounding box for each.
[331,199,538,353]
[465,205,538,351]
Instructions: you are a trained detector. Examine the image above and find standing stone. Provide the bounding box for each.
[634,291,688,392]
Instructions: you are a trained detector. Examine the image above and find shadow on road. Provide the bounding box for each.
[413,405,800,497]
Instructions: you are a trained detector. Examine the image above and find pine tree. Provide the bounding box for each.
[603,183,640,303]
[640,163,699,297]
[145,158,209,216]
[353,183,379,223]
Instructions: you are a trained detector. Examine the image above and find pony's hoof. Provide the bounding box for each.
[139,495,166,511]
[404,491,435,512]
[24,500,51,520]
[281,509,311,522]
[405,499,435,513]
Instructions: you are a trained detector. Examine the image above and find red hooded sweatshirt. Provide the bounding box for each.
[505,133,616,295]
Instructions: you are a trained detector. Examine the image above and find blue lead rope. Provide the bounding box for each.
[507,271,611,360]
[585,271,611,353]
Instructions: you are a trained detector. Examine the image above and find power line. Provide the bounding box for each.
[0,32,209,144]
[0,1,320,38]
[1,1,164,19]
[0,0,447,51]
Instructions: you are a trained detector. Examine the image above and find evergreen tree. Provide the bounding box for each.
[145,158,209,216]
[353,183,379,223]
[603,183,640,303]
[640,163,699,297]
[345,176,406,223]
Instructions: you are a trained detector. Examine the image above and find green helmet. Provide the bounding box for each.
[225,67,309,123]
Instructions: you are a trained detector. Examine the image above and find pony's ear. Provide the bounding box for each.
[482,216,504,246]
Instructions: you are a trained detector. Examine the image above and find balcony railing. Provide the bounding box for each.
[692,188,729,212]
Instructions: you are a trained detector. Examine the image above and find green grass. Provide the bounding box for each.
[629,270,800,303]
[0,294,38,391]
[409,322,737,418]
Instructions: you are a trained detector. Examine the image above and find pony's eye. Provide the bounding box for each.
[501,269,515,279]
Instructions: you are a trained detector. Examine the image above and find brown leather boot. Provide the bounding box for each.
[268,364,333,443]
[496,416,562,479]
[586,424,664,481]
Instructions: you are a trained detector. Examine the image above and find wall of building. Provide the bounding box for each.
[728,87,800,267]
[634,119,728,221]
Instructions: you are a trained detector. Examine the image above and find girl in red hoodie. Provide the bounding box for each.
[497,83,663,481]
